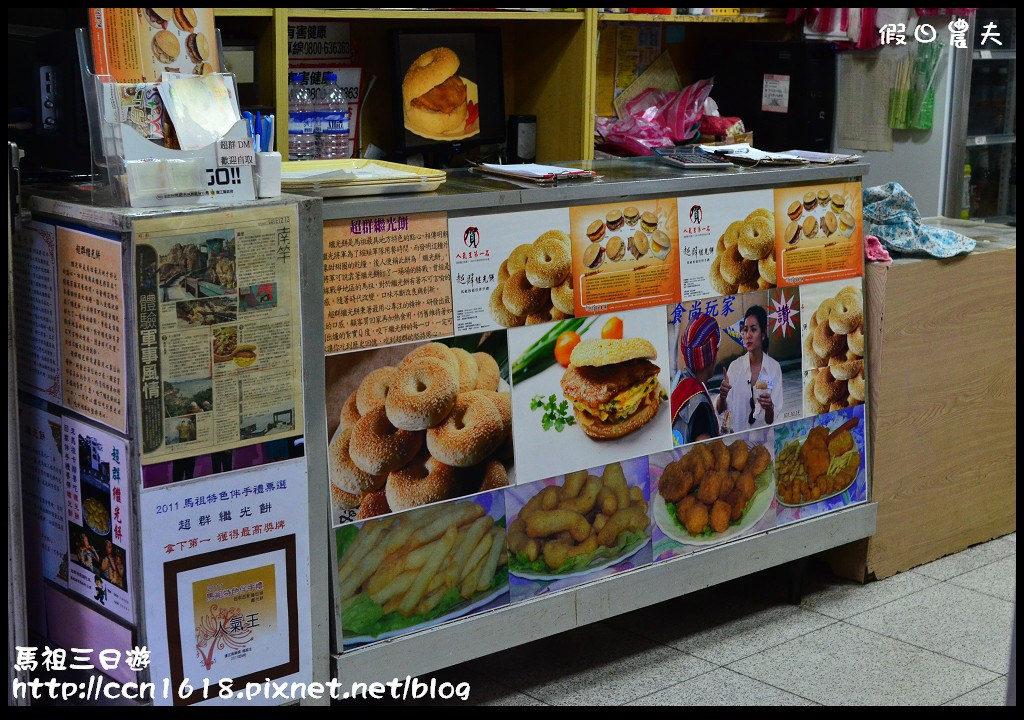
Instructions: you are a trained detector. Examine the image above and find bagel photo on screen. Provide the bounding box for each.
[323,331,513,525]
[797,280,866,418]
[391,29,504,148]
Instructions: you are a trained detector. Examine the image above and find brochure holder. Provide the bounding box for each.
[75,28,256,208]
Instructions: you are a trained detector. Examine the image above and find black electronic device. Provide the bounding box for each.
[389,28,505,162]
[654,146,737,170]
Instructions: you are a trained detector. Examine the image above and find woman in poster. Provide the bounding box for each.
[671,313,721,444]
[716,305,783,432]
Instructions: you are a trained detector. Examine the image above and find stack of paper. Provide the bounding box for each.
[281,159,446,197]
[476,163,597,183]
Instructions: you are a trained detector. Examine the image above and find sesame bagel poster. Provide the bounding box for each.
[675,190,777,302]
[774,182,864,287]
[447,208,574,336]
[569,198,680,316]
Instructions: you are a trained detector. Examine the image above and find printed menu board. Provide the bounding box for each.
[324,212,454,354]
[676,190,778,301]
[448,208,574,335]
[134,205,303,463]
[569,198,681,315]
[63,417,133,621]
[12,221,62,405]
[140,458,312,706]
[775,182,864,287]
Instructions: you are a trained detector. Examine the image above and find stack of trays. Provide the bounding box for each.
[281,159,446,198]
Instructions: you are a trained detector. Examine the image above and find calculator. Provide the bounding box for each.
[654,147,737,170]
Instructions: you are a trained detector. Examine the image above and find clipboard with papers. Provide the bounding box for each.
[475,163,599,184]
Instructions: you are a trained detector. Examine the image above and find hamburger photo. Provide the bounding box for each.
[402,47,472,138]
[152,30,180,64]
[185,32,209,64]
[560,338,663,440]
[802,192,817,212]
[623,207,640,227]
[586,220,606,243]
[640,211,659,234]
[784,220,801,245]
[650,229,672,259]
[143,7,173,29]
[606,209,624,231]
[628,231,649,259]
[582,241,605,269]
[822,211,838,237]
[787,200,802,221]
[173,7,198,33]
[606,236,625,262]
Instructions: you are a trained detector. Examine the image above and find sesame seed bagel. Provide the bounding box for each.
[331,484,362,511]
[339,391,361,432]
[738,217,775,261]
[450,347,479,393]
[473,351,501,391]
[426,393,505,467]
[356,490,391,520]
[507,244,534,276]
[503,270,549,316]
[568,337,657,367]
[329,427,387,495]
[709,256,738,296]
[804,333,826,368]
[461,389,511,434]
[349,407,424,476]
[526,237,571,288]
[385,357,459,431]
[498,259,510,284]
[813,320,847,360]
[355,366,397,415]
[399,342,460,382]
[402,47,460,103]
[847,326,865,357]
[719,243,747,285]
[804,378,826,415]
[848,371,866,402]
[479,459,510,491]
[536,229,571,250]
[828,294,863,335]
[813,368,847,406]
[723,221,744,248]
[489,282,525,328]
[828,356,863,381]
[758,255,777,285]
[551,277,574,315]
[385,450,457,511]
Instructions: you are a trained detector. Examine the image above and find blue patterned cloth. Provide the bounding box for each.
[862,182,975,257]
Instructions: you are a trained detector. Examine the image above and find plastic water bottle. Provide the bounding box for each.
[287,72,316,161]
[315,72,352,159]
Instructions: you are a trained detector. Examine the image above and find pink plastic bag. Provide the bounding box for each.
[596,78,714,156]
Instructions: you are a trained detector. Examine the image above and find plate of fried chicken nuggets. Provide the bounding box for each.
[338,501,509,643]
[776,416,861,506]
[507,462,651,579]
[329,341,513,522]
[654,438,774,545]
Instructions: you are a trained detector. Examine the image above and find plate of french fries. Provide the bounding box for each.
[338,498,509,646]
[507,461,652,581]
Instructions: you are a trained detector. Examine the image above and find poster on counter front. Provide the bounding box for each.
[448,207,574,335]
[650,428,778,562]
[324,331,511,525]
[506,457,652,603]
[140,458,312,706]
[63,417,133,621]
[773,405,867,527]
[775,182,863,287]
[12,221,62,405]
[337,491,509,650]
[507,306,672,485]
[799,280,865,417]
[134,205,303,464]
[569,198,681,316]
[323,212,454,354]
[676,190,778,301]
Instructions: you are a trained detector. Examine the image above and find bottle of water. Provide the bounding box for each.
[315,72,352,159]
[287,72,316,161]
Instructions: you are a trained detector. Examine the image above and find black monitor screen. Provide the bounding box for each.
[390,28,505,154]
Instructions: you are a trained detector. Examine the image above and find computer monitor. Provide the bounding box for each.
[389,28,505,157]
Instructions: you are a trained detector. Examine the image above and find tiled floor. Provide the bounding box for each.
[419,532,1016,706]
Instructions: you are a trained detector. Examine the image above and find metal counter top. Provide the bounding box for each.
[319,157,870,220]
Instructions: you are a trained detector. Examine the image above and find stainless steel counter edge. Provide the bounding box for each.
[333,501,877,684]
[318,161,871,221]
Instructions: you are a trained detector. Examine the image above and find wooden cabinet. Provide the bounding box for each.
[215,9,791,162]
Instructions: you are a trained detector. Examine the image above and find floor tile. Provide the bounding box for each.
[628,667,817,706]
[947,556,1017,603]
[845,582,1015,674]
[478,623,714,706]
[944,677,1009,706]
[800,569,939,620]
[728,622,998,705]
[912,537,1016,581]
[613,590,835,666]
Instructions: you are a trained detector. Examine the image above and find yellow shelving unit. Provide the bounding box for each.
[219,8,792,162]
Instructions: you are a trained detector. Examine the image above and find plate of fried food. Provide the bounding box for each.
[775,415,862,507]
[507,461,651,580]
[338,499,509,646]
[653,437,774,546]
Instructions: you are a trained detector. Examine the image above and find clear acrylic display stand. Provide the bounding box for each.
[75,27,256,208]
